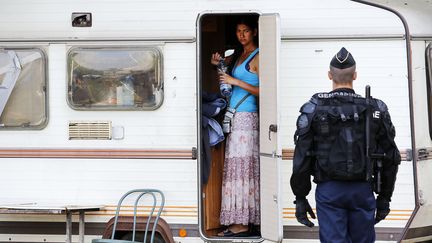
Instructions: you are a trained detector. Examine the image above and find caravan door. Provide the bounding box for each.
[259,14,283,243]
[401,42,432,242]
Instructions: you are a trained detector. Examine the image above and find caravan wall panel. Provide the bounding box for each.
[0,0,404,41]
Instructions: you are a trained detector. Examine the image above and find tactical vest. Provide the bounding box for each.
[312,93,377,181]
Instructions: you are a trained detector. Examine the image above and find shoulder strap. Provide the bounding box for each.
[233,93,252,110]
[244,48,259,64]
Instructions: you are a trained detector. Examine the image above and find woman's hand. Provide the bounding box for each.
[211,52,222,66]
[219,72,238,86]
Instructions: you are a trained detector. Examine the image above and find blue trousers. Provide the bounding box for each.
[316,181,376,243]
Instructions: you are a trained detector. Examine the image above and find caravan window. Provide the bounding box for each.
[0,48,47,129]
[67,47,163,110]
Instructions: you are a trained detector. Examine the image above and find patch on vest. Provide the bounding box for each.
[317,92,362,99]
[373,110,380,119]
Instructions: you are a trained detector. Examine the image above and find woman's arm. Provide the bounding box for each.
[219,73,259,96]
[218,54,260,96]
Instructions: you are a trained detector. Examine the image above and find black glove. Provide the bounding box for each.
[294,198,316,227]
[375,196,390,224]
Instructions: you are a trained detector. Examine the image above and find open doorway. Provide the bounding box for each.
[198,12,261,239]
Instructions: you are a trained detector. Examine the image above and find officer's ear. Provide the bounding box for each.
[328,71,333,80]
[353,71,357,80]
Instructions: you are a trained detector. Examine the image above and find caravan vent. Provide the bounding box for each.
[69,121,112,140]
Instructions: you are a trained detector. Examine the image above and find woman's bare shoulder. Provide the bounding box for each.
[251,53,259,67]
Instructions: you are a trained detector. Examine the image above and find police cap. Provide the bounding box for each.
[330,47,356,69]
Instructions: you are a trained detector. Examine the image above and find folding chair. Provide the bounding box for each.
[93,189,165,243]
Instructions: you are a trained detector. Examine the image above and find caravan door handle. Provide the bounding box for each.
[268,124,277,140]
[260,151,282,158]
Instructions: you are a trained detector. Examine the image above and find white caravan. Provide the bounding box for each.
[0,0,431,242]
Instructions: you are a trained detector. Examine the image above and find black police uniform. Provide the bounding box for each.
[290,48,401,243]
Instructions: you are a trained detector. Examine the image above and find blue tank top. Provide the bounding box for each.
[229,48,259,112]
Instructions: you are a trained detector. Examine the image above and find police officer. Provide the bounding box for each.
[290,47,401,243]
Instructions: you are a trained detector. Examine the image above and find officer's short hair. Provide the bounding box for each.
[329,65,356,84]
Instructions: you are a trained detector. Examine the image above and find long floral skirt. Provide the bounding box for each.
[220,112,260,226]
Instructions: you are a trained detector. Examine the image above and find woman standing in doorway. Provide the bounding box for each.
[210,17,260,237]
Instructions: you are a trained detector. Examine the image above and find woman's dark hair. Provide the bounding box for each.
[228,16,259,75]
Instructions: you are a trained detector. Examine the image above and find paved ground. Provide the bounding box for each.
[283,240,396,243]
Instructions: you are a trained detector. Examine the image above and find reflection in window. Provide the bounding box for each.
[0,49,47,129]
[68,47,163,110]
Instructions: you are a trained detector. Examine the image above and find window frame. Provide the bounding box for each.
[66,46,164,111]
[0,47,48,130]
[427,43,432,140]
